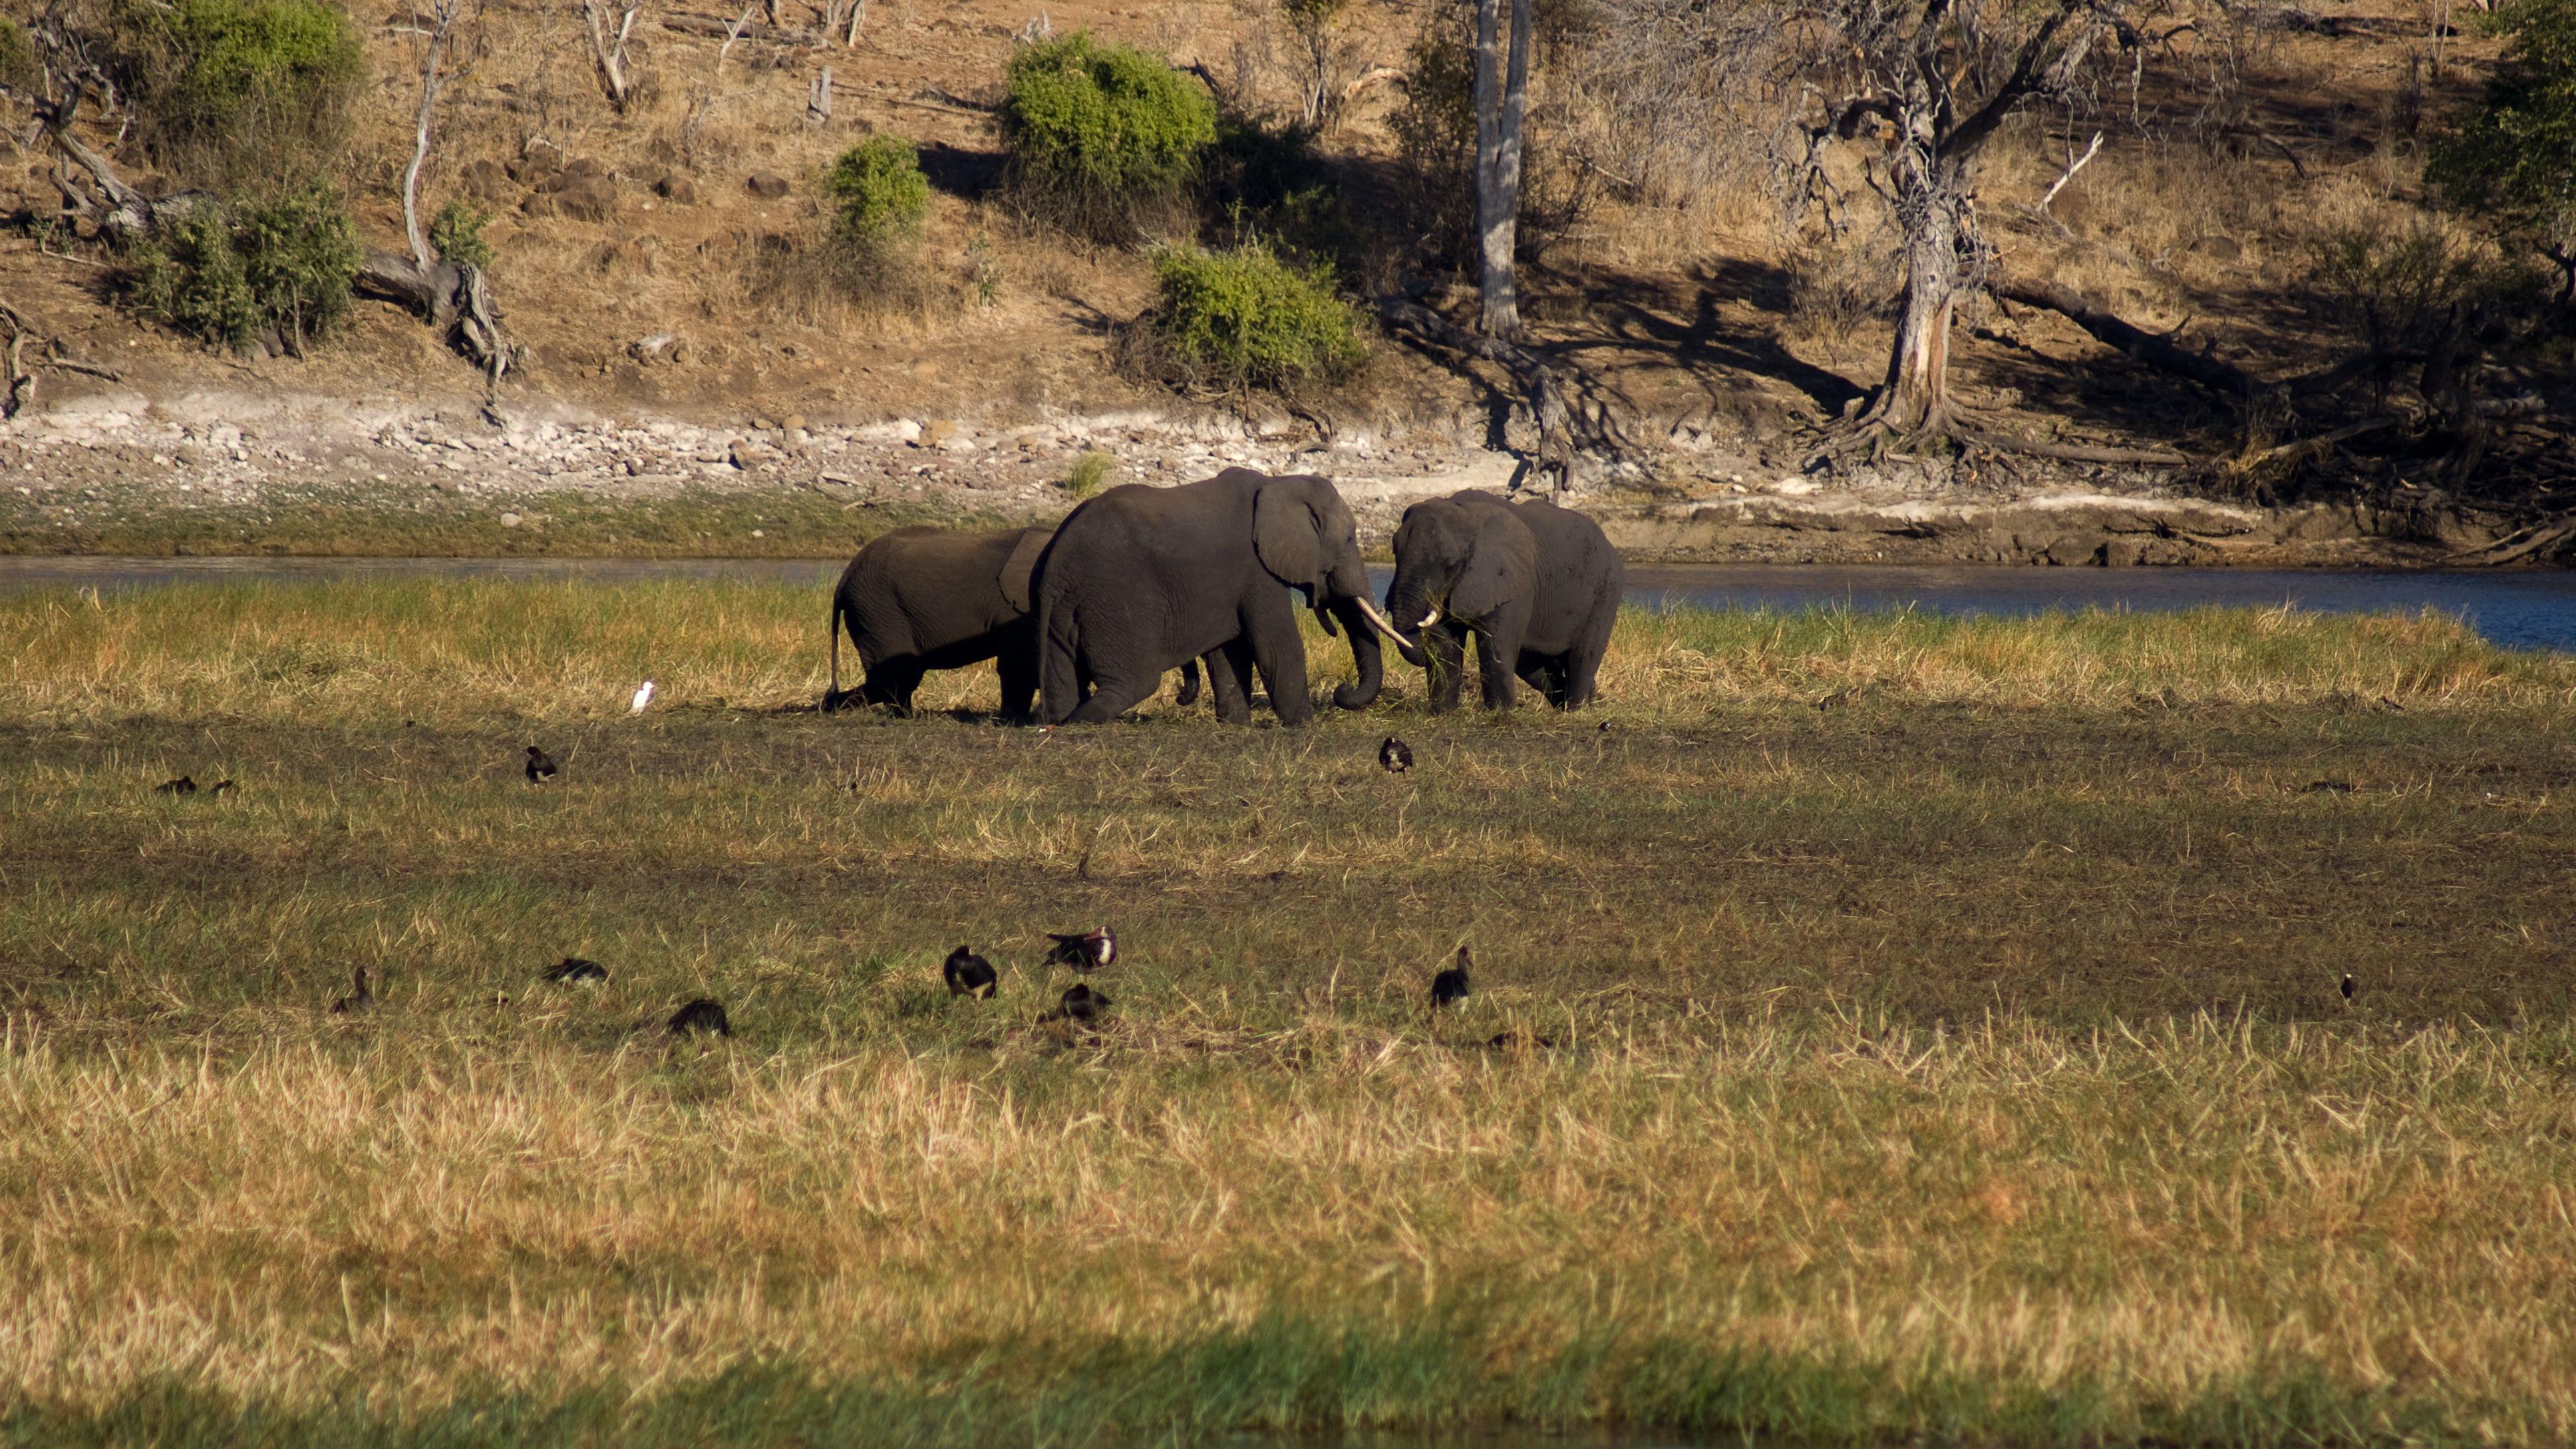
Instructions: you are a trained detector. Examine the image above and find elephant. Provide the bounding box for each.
[826,524,1203,719]
[1033,468,1414,726]
[1376,490,1624,711]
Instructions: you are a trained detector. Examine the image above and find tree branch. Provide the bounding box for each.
[1938,0,2086,161]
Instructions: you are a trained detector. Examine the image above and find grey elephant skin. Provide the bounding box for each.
[826,525,1203,719]
[826,525,1055,718]
[1380,490,1624,711]
[1034,468,1390,726]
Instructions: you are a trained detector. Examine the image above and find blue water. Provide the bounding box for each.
[4,556,2573,653]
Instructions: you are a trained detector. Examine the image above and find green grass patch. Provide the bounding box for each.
[0,478,1030,558]
[3,585,2574,1443]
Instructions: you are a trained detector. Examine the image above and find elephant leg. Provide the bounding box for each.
[1205,639,1255,725]
[864,661,925,715]
[1423,627,1468,714]
[1174,657,1202,708]
[1516,653,1563,708]
[1246,595,1314,726]
[997,653,1040,723]
[1562,601,1617,709]
[1062,646,1160,723]
[1474,629,1520,711]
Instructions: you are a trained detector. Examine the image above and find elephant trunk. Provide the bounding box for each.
[1330,594,1386,710]
[1380,571,1436,669]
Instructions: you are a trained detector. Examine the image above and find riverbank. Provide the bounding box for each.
[5,581,2573,1445]
[2,387,2548,567]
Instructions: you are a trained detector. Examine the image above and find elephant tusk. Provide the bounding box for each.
[1353,597,1417,647]
[1416,606,1440,629]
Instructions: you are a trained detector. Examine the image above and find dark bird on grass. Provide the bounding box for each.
[154,776,197,796]
[526,746,560,784]
[546,956,609,984]
[944,945,998,999]
[668,997,730,1037]
[1043,982,1113,1025]
[329,966,374,1016]
[208,780,235,795]
[2340,973,2356,1003]
[1379,736,1413,774]
[1046,925,1117,971]
[1431,947,1472,1009]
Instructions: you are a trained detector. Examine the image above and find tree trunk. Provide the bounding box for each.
[1868,136,1964,436]
[1489,0,1530,335]
[1470,0,1521,339]
[401,8,455,271]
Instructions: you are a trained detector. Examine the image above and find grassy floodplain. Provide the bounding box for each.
[4,580,2576,1446]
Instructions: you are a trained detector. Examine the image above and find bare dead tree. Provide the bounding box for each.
[1592,0,2166,446]
[681,0,760,152]
[580,0,647,110]
[399,0,468,270]
[1472,0,1533,337]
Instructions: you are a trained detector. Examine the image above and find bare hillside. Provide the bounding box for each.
[1,0,2569,562]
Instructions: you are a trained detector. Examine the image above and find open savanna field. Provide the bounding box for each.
[5,580,2576,1446]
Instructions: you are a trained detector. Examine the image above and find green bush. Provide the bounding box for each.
[131,208,258,348]
[2428,0,2576,299]
[1002,31,1216,239]
[430,200,493,271]
[822,136,931,255]
[0,17,37,92]
[1142,243,1365,392]
[118,0,365,184]
[130,182,361,353]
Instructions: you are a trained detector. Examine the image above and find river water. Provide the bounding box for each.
[5,555,2574,653]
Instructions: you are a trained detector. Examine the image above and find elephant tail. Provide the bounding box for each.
[827,591,846,705]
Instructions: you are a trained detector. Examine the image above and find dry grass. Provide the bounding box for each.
[5,580,2576,1443]
[5,579,2567,723]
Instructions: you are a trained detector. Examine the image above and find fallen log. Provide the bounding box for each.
[661,11,820,43]
[1993,277,2261,399]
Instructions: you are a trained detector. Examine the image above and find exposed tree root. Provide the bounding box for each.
[1371,295,1598,491]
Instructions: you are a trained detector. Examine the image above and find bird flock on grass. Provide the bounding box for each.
[154,725,2364,1041]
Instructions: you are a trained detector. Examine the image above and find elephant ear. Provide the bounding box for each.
[1450,506,1538,620]
[1253,480,1324,593]
[999,526,1052,613]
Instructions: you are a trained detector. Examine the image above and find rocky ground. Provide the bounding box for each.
[0,372,2506,566]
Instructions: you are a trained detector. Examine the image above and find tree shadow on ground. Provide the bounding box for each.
[1537,257,1869,421]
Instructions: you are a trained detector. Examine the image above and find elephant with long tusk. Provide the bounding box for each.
[1033,468,1390,725]
[1376,489,1624,712]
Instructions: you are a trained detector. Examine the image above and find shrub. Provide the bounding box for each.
[129,182,361,353]
[119,0,365,186]
[1139,243,1365,393]
[1064,450,1116,498]
[131,207,258,347]
[430,200,493,271]
[2428,0,2576,300]
[822,136,931,256]
[1002,31,1217,240]
[0,17,36,92]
